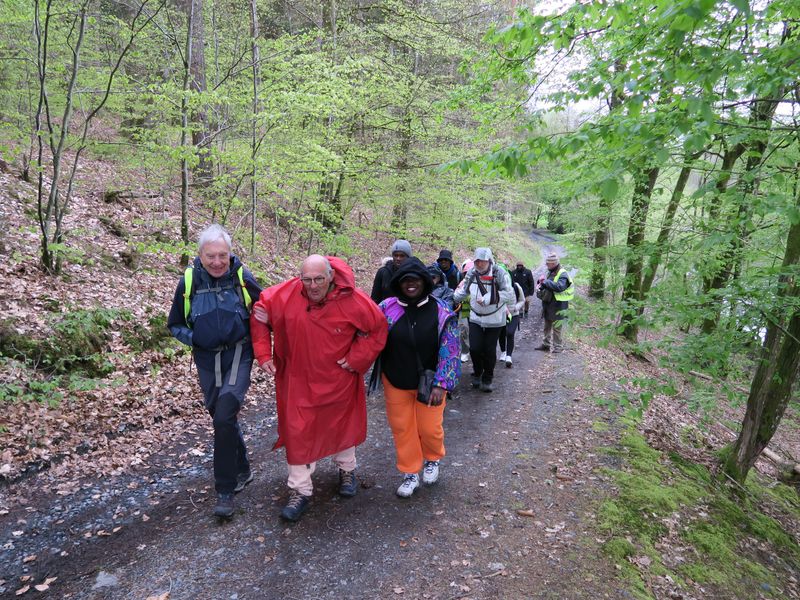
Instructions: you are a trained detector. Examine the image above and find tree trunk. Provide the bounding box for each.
[249,0,260,254]
[179,0,195,266]
[181,0,211,180]
[589,59,626,299]
[589,194,611,299]
[640,157,694,297]
[618,165,659,342]
[723,184,800,483]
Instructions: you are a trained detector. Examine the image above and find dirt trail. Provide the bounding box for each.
[1,324,621,600]
[1,235,621,600]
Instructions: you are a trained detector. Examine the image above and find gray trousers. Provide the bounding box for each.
[458,316,470,354]
[542,319,564,351]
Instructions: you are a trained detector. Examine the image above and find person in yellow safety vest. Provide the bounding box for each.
[535,253,574,353]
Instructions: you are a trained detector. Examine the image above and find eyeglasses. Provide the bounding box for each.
[300,275,328,286]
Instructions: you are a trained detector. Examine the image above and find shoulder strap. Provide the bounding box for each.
[236,266,253,311]
[183,267,195,325]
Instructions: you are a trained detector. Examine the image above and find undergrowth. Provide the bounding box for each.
[0,306,176,406]
[597,429,800,599]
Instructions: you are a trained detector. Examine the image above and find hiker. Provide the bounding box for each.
[427,263,455,310]
[456,260,473,363]
[436,249,461,290]
[167,224,262,519]
[511,261,535,318]
[377,258,460,498]
[498,279,526,367]
[370,239,412,304]
[250,255,387,522]
[453,248,515,392]
[535,253,574,353]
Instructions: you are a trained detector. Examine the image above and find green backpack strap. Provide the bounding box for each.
[236,266,253,312]
[183,267,195,326]
[184,266,252,327]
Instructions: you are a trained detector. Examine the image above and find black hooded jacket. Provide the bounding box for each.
[382,258,440,389]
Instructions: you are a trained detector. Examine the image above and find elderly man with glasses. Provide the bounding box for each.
[250,254,387,522]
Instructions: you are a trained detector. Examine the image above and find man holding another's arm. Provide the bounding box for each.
[250,254,387,522]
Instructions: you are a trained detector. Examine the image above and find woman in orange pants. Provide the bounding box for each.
[378,258,461,497]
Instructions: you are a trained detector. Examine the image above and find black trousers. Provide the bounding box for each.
[498,315,521,356]
[197,357,252,494]
[468,322,502,383]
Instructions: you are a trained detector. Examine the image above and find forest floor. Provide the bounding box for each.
[1,161,799,599]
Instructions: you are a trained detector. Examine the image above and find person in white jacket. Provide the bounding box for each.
[453,248,515,392]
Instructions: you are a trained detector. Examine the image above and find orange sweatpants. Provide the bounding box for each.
[382,375,446,474]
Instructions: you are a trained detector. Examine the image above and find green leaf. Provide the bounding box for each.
[599,177,619,201]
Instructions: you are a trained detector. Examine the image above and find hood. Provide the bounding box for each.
[389,257,433,300]
[473,247,493,262]
[426,263,446,287]
[328,255,356,292]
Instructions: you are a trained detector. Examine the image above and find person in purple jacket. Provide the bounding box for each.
[378,258,461,498]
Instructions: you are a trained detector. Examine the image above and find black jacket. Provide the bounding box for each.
[512,267,535,296]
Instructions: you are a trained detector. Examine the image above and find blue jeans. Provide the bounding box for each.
[197,356,252,494]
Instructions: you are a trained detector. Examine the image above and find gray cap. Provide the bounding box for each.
[473,247,493,262]
[391,239,412,257]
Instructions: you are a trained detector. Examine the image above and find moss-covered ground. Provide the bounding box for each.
[597,429,800,599]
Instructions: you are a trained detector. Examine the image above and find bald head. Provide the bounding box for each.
[300,254,334,303]
[302,254,332,276]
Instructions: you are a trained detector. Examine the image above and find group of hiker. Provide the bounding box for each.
[167,225,574,523]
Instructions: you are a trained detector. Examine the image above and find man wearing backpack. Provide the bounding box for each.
[535,253,574,353]
[167,224,262,519]
[453,248,515,393]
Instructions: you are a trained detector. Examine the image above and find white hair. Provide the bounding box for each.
[197,224,232,254]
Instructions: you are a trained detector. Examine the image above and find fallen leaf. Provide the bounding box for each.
[33,584,49,592]
[516,509,535,517]
[15,586,29,596]
[145,593,170,600]
[393,587,404,594]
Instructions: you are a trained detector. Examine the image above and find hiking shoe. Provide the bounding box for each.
[213,493,235,519]
[535,344,550,351]
[505,355,513,368]
[234,471,254,493]
[338,468,358,497]
[480,381,494,393]
[396,473,420,498]
[470,375,481,388]
[281,491,311,522]
[499,351,507,362]
[460,353,470,363]
[422,461,440,485]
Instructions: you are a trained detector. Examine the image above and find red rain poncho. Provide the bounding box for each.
[250,257,387,464]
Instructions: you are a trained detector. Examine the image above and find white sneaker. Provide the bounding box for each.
[499,351,507,361]
[505,355,513,367]
[422,461,440,485]
[396,473,420,498]
[460,353,470,363]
